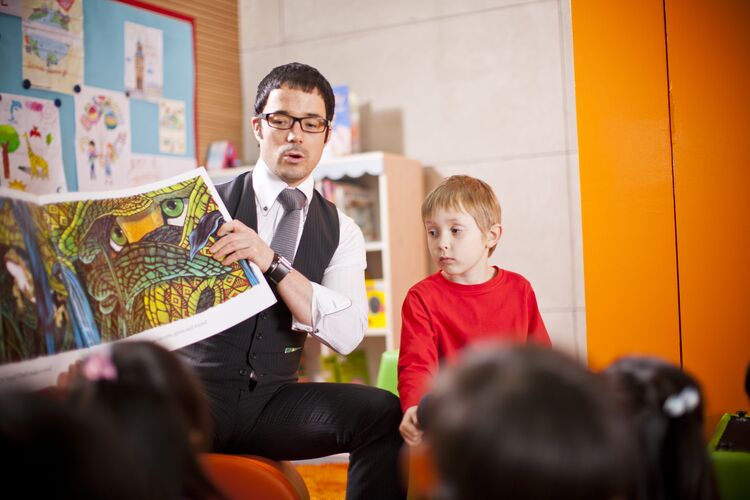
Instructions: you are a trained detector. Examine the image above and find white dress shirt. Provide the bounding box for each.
[250,159,367,354]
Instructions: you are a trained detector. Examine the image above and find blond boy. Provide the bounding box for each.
[398,175,551,445]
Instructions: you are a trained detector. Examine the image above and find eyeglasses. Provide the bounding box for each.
[259,112,330,133]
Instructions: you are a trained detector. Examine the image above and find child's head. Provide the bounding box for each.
[604,356,718,500]
[422,176,502,283]
[422,175,502,255]
[0,390,148,499]
[424,344,638,500]
[67,341,219,500]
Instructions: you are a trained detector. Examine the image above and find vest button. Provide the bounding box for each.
[260,312,267,319]
[251,353,257,360]
[260,373,266,377]
[257,333,263,340]
[238,368,248,376]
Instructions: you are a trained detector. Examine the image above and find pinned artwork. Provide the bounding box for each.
[74,87,131,191]
[21,0,84,94]
[124,21,164,101]
[0,93,67,194]
[158,98,186,154]
[0,168,275,389]
[129,153,196,186]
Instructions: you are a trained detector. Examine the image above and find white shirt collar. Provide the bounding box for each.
[252,158,315,212]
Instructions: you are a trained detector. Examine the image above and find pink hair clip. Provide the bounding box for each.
[82,352,118,382]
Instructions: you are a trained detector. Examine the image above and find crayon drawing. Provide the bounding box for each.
[21,0,83,94]
[74,87,131,191]
[124,21,163,101]
[0,93,67,194]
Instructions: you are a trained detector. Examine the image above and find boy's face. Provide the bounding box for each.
[424,208,501,285]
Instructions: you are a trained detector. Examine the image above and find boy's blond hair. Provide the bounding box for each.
[422,175,502,256]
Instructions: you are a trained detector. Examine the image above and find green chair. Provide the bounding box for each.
[376,349,399,397]
[709,412,750,500]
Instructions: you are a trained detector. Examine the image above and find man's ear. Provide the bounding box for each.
[323,119,333,144]
[251,116,263,140]
[486,224,502,250]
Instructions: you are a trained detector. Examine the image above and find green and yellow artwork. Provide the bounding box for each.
[0,171,265,372]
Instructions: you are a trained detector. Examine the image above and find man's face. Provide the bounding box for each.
[251,85,330,187]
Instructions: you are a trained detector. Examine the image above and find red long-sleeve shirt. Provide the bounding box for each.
[397,267,551,411]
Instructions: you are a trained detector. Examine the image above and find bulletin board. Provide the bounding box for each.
[0,0,196,191]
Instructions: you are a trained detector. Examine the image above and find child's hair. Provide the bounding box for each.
[422,175,502,255]
[67,341,221,500]
[0,390,148,499]
[423,344,638,500]
[603,356,718,500]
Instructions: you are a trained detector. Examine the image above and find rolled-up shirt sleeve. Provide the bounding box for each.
[290,211,367,354]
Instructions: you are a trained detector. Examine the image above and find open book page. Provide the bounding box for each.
[0,168,275,389]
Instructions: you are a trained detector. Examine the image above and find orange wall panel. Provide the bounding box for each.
[571,0,681,370]
[665,0,750,424]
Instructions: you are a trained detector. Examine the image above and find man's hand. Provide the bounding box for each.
[210,220,275,271]
[399,405,424,447]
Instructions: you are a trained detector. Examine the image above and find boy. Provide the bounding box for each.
[398,175,551,446]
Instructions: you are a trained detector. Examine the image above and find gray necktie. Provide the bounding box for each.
[270,188,306,263]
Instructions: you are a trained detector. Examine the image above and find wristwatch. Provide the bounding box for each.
[265,253,293,285]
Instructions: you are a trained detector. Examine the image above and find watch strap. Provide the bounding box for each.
[265,253,293,285]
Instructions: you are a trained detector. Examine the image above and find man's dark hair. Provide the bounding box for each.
[254,62,335,121]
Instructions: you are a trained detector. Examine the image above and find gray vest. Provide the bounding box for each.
[179,172,340,391]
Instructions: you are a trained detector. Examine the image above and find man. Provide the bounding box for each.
[179,63,405,499]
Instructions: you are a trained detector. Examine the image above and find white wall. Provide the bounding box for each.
[238,0,585,360]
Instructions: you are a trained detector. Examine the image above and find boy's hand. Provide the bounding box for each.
[399,405,424,446]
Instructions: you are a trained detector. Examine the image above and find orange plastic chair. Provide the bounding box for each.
[201,453,310,500]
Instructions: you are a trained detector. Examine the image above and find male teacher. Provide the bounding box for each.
[180,63,405,499]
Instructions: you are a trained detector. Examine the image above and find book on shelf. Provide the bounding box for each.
[316,178,378,241]
[205,140,237,170]
[322,85,360,159]
[366,279,387,329]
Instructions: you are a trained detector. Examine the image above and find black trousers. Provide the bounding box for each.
[205,381,407,500]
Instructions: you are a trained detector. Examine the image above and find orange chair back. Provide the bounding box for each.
[201,453,309,500]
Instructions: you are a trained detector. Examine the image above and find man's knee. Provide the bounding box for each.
[359,387,402,431]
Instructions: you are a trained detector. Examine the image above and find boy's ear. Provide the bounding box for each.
[486,224,502,250]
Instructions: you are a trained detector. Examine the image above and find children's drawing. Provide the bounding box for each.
[75,87,131,191]
[0,169,275,389]
[129,154,196,186]
[158,98,186,154]
[0,93,67,194]
[21,0,83,94]
[124,22,164,101]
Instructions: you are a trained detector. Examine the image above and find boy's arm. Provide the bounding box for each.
[398,290,439,412]
[526,286,552,346]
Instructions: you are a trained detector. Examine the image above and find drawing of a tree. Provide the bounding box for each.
[0,125,21,180]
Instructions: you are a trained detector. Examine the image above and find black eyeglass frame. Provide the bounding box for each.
[259,112,331,134]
